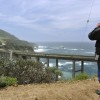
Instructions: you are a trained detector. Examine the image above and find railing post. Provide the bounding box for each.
[9,50,13,61]
[56,59,58,69]
[46,58,49,67]
[36,57,40,62]
[56,59,58,81]
[81,61,84,73]
[72,60,75,78]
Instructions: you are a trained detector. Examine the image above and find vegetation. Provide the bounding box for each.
[74,73,89,80]
[0,76,17,88]
[0,29,63,87]
[0,29,34,52]
[0,29,18,40]
[0,59,62,85]
[0,78,98,100]
[3,39,33,51]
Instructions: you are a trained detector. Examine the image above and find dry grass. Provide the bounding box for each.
[0,78,100,100]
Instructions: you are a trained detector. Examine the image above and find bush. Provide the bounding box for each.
[5,77,17,86]
[46,67,62,75]
[0,76,7,88]
[0,76,17,88]
[0,82,6,88]
[43,67,63,82]
[75,73,89,80]
[0,59,63,84]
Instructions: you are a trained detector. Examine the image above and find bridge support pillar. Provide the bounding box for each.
[56,59,58,69]
[72,60,75,78]
[46,58,49,67]
[81,61,84,73]
[36,57,40,62]
[56,59,58,81]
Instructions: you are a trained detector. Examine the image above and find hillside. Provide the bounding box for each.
[0,29,18,40]
[0,78,100,100]
[0,29,34,51]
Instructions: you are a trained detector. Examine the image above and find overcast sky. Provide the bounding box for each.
[0,0,99,42]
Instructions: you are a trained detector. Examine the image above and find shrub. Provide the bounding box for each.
[0,82,6,88]
[0,59,63,84]
[0,76,17,88]
[43,67,63,82]
[46,67,63,76]
[5,77,17,86]
[0,76,7,88]
[75,73,89,80]
[8,60,45,84]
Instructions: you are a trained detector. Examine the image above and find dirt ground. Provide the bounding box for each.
[0,78,100,100]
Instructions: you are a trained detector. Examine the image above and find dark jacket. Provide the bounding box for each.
[88,28,100,40]
[95,41,100,54]
[88,27,100,54]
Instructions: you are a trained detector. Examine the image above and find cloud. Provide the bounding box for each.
[0,0,99,41]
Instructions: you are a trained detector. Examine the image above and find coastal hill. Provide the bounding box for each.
[0,29,34,51]
[0,78,100,100]
[0,29,18,40]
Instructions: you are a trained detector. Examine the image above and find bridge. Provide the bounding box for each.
[0,49,97,78]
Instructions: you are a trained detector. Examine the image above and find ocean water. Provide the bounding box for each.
[34,42,97,79]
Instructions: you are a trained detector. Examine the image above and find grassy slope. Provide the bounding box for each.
[0,78,100,100]
[0,29,35,50]
[0,29,18,40]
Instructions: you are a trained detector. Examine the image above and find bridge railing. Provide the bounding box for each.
[12,51,97,78]
[0,49,97,79]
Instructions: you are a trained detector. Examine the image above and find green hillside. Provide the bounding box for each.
[0,29,18,40]
[0,29,34,52]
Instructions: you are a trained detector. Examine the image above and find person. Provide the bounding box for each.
[88,23,100,95]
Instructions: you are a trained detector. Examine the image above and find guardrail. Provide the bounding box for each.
[13,51,97,78]
[0,49,97,79]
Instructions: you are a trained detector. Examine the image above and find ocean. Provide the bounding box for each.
[34,42,97,79]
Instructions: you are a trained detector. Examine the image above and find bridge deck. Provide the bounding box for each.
[0,49,97,79]
[13,51,96,62]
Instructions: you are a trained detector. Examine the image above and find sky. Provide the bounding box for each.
[0,0,99,42]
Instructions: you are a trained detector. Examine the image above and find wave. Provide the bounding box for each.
[34,44,86,54]
[85,52,95,54]
[59,61,94,66]
[38,45,47,48]
[34,48,84,53]
[34,48,45,52]
[58,61,73,66]
[34,45,52,52]
[42,61,95,67]
[42,62,55,67]
[34,48,52,52]
[75,61,95,66]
